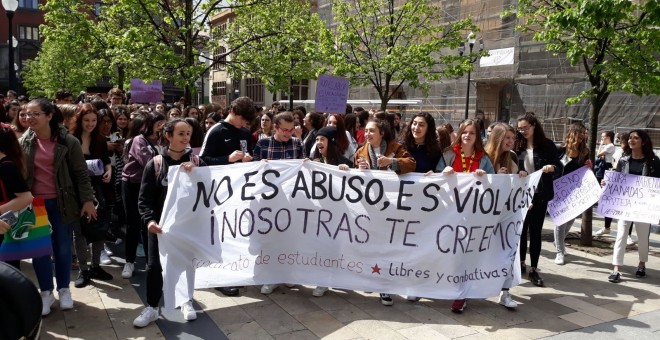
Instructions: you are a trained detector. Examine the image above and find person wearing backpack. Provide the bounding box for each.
[121,112,165,279]
[133,118,204,328]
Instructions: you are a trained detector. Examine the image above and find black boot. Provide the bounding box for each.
[89,266,113,281]
[75,270,91,288]
[215,287,239,296]
[528,270,544,287]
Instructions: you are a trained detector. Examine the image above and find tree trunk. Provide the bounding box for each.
[289,76,294,111]
[183,0,194,106]
[379,90,388,111]
[580,96,604,246]
[117,65,125,91]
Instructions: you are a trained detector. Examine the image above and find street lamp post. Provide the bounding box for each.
[458,32,484,120]
[2,0,19,91]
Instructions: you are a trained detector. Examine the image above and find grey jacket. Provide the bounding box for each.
[20,126,95,224]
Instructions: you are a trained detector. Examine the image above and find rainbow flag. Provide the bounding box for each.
[0,197,53,261]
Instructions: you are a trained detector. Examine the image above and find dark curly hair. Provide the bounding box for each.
[623,129,655,166]
[402,112,441,160]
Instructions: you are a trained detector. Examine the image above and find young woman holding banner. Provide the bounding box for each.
[134,118,205,327]
[396,112,442,302]
[309,126,352,297]
[553,122,591,266]
[606,130,660,283]
[484,122,527,309]
[436,119,494,313]
[514,113,562,287]
[355,118,415,306]
[402,112,442,174]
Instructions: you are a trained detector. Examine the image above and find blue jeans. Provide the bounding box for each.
[32,199,73,292]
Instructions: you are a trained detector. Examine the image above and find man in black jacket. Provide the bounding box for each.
[201,96,256,166]
[199,96,256,296]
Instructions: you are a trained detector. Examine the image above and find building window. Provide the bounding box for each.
[246,78,264,103]
[212,81,226,96]
[19,0,38,9]
[18,26,40,41]
[213,47,226,70]
[283,80,309,101]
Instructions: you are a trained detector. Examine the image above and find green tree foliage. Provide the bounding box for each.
[26,0,273,105]
[223,0,330,107]
[96,0,219,104]
[21,0,109,98]
[513,0,660,244]
[322,0,474,110]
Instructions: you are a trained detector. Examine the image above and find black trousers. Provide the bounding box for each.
[520,195,548,268]
[146,232,162,308]
[122,181,147,264]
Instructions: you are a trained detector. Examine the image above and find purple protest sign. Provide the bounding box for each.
[315,74,349,113]
[130,79,163,103]
[547,166,601,226]
[597,171,660,224]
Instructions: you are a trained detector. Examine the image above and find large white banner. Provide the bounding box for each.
[597,171,660,224]
[480,47,515,67]
[158,161,542,309]
[547,167,601,226]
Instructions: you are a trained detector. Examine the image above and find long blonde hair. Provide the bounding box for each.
[450,119,485,153]
[562,122,589,161]
[485,123,516,172]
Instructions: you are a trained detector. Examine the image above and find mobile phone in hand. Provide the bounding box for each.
[0,211,17,226]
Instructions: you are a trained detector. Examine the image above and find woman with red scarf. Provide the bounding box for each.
[436,119,494,175]
[435,119,494,313]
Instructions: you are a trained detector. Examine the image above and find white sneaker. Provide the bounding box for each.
[627,236,636,246]
[261,284,278,295]
[104,243,114,256]
[100,250,112,265]
[41,290,55,316]
[554,252,565,265]
[594,228,610,236]
[380,293,394,306]
[498,291,517,308]
[133,306,159,328]
[181,300,197,321]
[59,288,74,310]
[312,286,329,297]
[122,262,135,279]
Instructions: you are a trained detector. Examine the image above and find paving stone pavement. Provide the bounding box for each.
[25,215,660,339]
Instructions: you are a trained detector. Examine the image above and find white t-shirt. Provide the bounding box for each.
[524,147,535,173]
[598,143,615,163]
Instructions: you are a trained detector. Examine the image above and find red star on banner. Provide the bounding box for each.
[371,264,381,274]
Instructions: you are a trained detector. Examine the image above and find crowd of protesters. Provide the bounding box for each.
[1,88,659,329]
